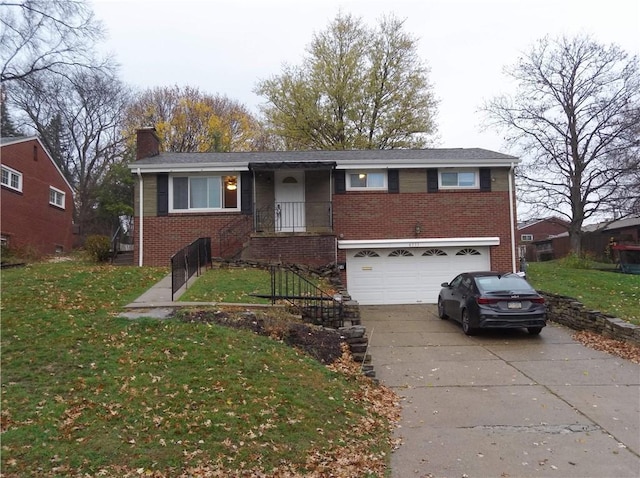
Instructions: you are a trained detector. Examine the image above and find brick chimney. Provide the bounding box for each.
[136,127,160,160]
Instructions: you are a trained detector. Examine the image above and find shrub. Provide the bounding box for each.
[560,252,593,270]
[1,243,44,263]
[85,235,111,262]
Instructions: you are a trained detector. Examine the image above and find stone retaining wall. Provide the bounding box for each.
[542,291,640,347]
[340,325,375,380]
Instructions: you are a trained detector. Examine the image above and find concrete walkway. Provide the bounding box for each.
[120,273,277,319]
[361,304,640,478]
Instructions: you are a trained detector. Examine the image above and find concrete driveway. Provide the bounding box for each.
[361,305,640,478]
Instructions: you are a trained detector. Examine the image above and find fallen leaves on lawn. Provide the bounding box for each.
[5,344,401,478]
[573,330,640,364]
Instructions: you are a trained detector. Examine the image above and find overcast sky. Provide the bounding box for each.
[91,0,639,153]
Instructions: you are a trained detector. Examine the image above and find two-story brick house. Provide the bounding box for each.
[1,136,74,256]
[130,127,521,304]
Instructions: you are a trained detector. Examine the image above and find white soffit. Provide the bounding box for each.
[338,237,500,249]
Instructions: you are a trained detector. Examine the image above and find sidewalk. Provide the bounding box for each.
[125,273,180,308]
[120,273,277,319]
[120,273,214,319]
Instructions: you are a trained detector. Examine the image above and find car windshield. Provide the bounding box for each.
[475,275,536,294]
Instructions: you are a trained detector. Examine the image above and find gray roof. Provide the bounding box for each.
[0,135,36,146]
[130,148,519,172]
[602,216,640,231]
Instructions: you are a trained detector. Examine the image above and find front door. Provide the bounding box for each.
[275,170,305,232]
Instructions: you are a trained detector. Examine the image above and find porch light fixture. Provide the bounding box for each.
[226,177,237,191]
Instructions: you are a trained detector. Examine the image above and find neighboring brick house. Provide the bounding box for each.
[1,136,74,256]
[534,216,640,262]
[130,127,521,305]
[517,217,570,262]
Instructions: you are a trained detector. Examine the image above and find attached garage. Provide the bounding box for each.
[340,238,499,305]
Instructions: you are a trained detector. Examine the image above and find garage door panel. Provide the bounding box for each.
[347,246,490,305]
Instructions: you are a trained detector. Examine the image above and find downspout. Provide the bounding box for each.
[331,168,337,265]
[508,162,517,272]
[136,168,144,267]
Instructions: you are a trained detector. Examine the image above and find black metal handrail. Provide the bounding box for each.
[218,214,253,259]
[170,237,211,300]
[110,225,122,263]
[255,201,332,233]
[266,265,344,328]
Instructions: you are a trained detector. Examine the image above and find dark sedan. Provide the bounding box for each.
[437,271,546,336]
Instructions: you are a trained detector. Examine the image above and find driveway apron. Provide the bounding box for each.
[361,305,640,478]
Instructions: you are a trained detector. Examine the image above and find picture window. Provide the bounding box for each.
[171,174,239,212]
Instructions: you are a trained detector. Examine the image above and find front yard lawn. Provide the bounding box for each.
[179,266,271,303]
[1,260,398,477]
[527,260,640,325]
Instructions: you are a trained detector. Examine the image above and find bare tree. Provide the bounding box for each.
[0,0,105,83]
[484,35,640,255]
[10,67,131,237]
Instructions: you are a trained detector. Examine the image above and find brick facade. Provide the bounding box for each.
[333,189,515,272]
[134,170,517,272]
[243,234,336,266]
[1,137,74,256]
[134,214,241,266]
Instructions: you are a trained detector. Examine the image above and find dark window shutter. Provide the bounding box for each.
[334,170,346,194]
[157,173,168,216]
[240,171,252,214]
[479,168,491,191]
[427,169,439,193]
[388,169,399,193]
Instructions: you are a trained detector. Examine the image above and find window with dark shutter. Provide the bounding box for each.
[335,170,346,194]
[157,173,169,216]
[241,171,252,214]
[388,169,399,193]
[427,169,439,192]
[480,168,491,191]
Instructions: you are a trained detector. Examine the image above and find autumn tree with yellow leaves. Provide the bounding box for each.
[123,85,275,153]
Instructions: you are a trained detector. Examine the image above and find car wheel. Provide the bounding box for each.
[461,309,477,336]
[437,297,448,319]
[527,327,543,335]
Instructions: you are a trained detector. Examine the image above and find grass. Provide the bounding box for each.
[1,259,395,477]
[527,259,640,325]
[179,265,336,304]
[179,266,271,303]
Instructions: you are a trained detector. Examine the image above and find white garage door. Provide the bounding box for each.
[346,246,490,305]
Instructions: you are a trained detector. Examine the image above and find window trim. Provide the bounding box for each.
[49,186,66,209]
[1,165,23,192]
[438,169,479,190]
[168,173,241,213]
[346,170,387,191]
[521,234,534,242]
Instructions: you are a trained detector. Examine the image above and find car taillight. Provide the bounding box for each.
[530,297,545,304]
[477,297,499,305]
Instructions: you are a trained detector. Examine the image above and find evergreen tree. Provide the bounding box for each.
[1,87,21,137]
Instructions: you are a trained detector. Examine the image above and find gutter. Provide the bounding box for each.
[136,168,143,267]
[508,162,517,272]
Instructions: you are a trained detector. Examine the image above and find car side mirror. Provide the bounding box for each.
[441,282,450,288]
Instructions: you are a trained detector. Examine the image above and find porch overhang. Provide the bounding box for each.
[249,161,336,171]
